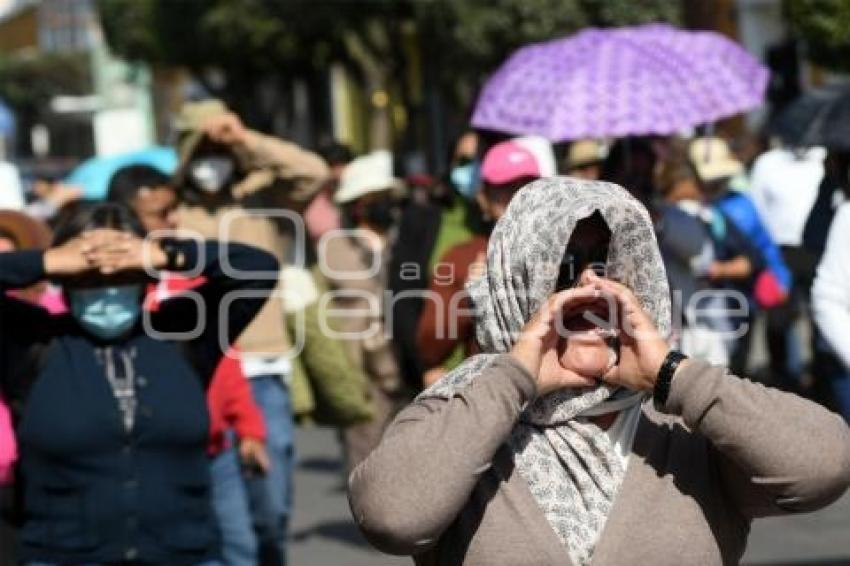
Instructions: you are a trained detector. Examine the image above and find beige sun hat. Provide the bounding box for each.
[334,150,403,204]
[173,99,230,164]
[689,137,743,182]
[565,139,606,171]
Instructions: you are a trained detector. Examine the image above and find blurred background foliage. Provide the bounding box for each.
[96,0,680,144]
[785,0,850,73]
[0,52,90,123]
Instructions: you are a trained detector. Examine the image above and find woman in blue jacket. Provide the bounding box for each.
[0,203,277,565]
[689,137,792,377]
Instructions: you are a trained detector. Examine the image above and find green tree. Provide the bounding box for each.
[98,0,409,144]
[0,52,90,117]
[423,0,680,117]
[0,51,91,151]
[97,0,680,152]
[785,0,850,72]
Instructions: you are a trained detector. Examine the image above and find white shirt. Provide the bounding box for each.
[606,403,642,470]
[812,203,850,369]
[749,147,825,247]
[0,162,24,209]
[240,354,292,381]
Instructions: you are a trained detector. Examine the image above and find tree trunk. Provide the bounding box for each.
[344,27,393,151]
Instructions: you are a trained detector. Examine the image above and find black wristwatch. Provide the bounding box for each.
[653,350,688,410]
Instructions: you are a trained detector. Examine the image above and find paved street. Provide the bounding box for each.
[289,426,403,566]
[744,494,850,566]
[290,425,850,566]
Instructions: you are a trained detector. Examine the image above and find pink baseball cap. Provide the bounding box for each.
[481,140,542,185]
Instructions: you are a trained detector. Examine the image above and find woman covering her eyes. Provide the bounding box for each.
[0,203,277,565]
[348,177,850,566]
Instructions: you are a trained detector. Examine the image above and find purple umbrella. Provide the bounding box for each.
[471,24,769,141]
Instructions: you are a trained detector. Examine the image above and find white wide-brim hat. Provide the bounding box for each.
[334,150,403,204]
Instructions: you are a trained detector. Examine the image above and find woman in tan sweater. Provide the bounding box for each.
[349,178,850,566]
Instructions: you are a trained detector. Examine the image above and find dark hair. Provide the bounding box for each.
[107,165,171,206]
[318,141,354,167]
[654,157,702,199]
[482,176,538,197]
[53,202,146,247]
[600,137,658,210]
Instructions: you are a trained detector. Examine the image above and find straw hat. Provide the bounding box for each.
[173,99,230,164]
[689,137,743,182]
[565,139,605,170]
[0,210,51,250]
[334,150,403,204]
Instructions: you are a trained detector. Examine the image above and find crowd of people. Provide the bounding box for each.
[0,97,849,566]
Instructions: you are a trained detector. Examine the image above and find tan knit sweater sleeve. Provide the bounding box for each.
[349,357,850,557]
[661,359,850,518]
[348,354,536,555]
[232,132,330,203]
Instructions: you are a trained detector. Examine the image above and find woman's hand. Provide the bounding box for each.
[511,287,603,396]
[44,230,168,277]
[586,272,672,391]
[239,437,270,476]
[43,236,96,276]
[79,229,167,275]
[708,256,752,281]
[202,112,258,149]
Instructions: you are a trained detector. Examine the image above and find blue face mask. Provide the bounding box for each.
[69,285,142,341]
[450,161,481,200]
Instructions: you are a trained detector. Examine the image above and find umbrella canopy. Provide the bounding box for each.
[809,88,850,151]
[767,85,849,147]
[65,146,178,200]
[471,24,769,141]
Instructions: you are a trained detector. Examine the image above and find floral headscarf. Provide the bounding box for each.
[421,177,671,565]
